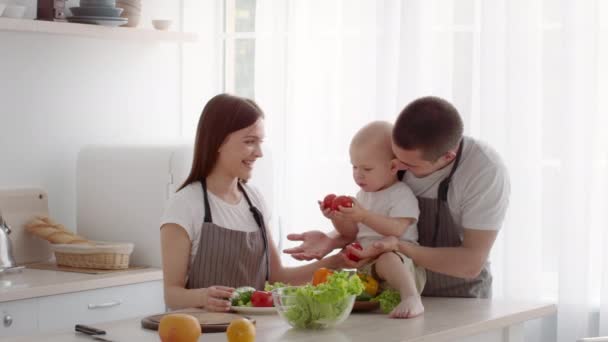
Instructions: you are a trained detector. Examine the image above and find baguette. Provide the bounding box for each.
[25,216,92,245]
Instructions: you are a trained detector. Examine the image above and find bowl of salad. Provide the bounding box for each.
[271,271,363,329]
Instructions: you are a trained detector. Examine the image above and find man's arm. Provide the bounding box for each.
[401,228,498,279]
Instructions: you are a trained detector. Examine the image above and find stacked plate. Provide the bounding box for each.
[67,0,128,27]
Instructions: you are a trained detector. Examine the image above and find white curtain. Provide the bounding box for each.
[253,0,608,341]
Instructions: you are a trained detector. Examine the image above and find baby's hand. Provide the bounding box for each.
[318,200,337,219]
[334,197,366,223]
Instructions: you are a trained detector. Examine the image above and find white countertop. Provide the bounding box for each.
[0,267,163,302]
[5,298,556,342]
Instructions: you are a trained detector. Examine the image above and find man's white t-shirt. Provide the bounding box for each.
[160,181,271,265]
[356,182,420,243]
[403,136,510,232]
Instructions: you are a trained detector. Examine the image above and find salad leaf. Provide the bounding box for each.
[282,271,363,329]
[265,281,289,292]
[371,289,401,314]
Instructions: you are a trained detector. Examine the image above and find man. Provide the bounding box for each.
[285,96,510,297]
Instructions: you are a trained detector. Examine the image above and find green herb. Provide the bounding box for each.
[371,289,401,313]
[230,286,255,306]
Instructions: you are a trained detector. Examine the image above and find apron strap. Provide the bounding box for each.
[238,182,270,282]
[438,139,465,202]
[433,139,465,244]
[201,180,212,223]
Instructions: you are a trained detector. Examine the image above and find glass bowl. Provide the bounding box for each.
[271,286,355,329]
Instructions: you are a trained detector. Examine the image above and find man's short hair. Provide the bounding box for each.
[393,96,464,161]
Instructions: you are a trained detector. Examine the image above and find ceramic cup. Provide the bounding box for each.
[151,19,172,31]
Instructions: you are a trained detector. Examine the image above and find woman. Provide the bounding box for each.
[160,94,341,311]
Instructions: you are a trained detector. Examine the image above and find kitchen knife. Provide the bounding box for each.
[75,325,117,342]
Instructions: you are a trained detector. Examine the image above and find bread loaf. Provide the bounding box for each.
[25,216,92,245]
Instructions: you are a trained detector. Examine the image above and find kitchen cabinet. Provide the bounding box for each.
[37,280,163,333]
[0,297,38,338]
[0,268,164,338]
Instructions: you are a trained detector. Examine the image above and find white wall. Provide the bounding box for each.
[0,0,220,232]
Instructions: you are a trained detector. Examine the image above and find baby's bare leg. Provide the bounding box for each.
[374,252,424,319]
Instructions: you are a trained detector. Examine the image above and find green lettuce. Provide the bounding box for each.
[265,281,289,292]
[282,271,363,329]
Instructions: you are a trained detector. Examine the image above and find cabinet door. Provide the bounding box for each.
[38,280,164,333]
[0,298,39,337]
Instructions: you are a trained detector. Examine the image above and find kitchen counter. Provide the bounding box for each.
[5,298,556,342]
[0,267,163,302]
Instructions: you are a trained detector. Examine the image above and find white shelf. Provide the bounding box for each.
[0,17,197,43]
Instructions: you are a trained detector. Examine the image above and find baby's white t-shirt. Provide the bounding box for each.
[403,136,510,232]
[160,181,271,264]
[356,181,420,243]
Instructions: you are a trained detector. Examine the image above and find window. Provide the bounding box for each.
[223,0,256,99]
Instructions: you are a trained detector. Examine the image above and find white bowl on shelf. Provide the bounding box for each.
[2,5,26,18]
[152,19,172,31]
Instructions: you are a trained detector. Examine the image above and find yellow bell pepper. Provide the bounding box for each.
[357,273,379,297]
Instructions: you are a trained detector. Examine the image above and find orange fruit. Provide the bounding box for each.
[158,313,201,342]
[312,267,333,286]
[226,318,256,342]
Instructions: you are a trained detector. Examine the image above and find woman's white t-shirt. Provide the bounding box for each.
[160,181,271,265]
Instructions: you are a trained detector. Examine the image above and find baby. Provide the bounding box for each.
[322,121,426,318]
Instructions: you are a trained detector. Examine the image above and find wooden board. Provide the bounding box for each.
[0,188,52,264]
[352,300,380,312]
[141,310,255,333]
[26,262,148,274]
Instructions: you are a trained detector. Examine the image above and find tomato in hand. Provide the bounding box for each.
[250,291,273,307]
[322,194,337,210]
[332,195,353,210]
[345,242,363,262]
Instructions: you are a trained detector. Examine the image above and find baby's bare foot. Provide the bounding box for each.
[389,295,424,319]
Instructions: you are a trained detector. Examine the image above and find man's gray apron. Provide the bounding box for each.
[402,140,492,298]
[185,180,269,290]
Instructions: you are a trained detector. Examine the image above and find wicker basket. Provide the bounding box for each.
[50,242,134,270]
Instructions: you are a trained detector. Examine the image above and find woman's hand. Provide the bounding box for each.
[283,230,335,260]
[202,286,234,312]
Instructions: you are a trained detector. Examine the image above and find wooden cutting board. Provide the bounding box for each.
[141,310,255,333]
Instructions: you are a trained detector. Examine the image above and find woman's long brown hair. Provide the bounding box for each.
[179,94,264,191]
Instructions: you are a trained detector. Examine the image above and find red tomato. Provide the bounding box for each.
[345,242,363,262]
[332,196,353,210]
[322,194,337,210]
[250,291,273,307]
